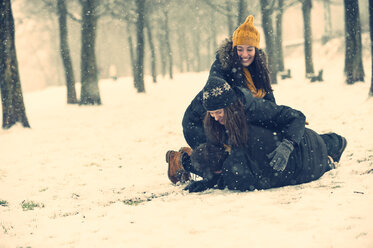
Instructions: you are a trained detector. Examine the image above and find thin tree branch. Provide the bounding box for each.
[40,0,81,23]
[200,0,238,18]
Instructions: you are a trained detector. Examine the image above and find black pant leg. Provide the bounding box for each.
[181,153,204,177]
[320,132,346,162]
[221,149,271,191]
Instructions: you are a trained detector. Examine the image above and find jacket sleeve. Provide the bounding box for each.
[263,91,276,104]
[240,88,306,145]
[208,58,231,82]
[182,91,207,149]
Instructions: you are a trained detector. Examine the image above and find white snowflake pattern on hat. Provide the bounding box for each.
[203,91,209,100]
[223,82,231,91]
[211,87,223,97]
[203,81,232,100]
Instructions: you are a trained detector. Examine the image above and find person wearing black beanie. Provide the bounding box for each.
[166,77,347,190]
[167,76,304,184]
[201,76,238,112]
[182,77,347,192]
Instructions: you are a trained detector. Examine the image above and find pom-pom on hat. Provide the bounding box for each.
[232,15,260,48]
[202,77,237,111]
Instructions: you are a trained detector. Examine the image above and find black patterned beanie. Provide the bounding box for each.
[202,76,237,111]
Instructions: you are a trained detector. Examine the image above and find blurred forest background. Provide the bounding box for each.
[10,0,371,89]
[0,0,372,128]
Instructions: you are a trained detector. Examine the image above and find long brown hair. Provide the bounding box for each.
[204,100,248,148]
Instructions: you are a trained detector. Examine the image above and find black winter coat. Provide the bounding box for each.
[209,37,276,103]
[220,125,331,191]
[182,87,306,149]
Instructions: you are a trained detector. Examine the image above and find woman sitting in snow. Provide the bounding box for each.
[183,15,275,149]
[165,15,277,178]
[166,75,306,184]
[209,15,276,103]
[180,77,347,192]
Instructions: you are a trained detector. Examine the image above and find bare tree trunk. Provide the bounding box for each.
[207,34,211,70]
[344,0,364,84]
[192,28,201,72]
[126,23,136,81]
[164,10,173,79]
[184,35,191,72]
[145,16,157,83]
[369,0,373,96]
[0,0,30,129]
[211,11,217,54]
[275,0,285,72]
[191,13,201,72]
[57,0,77,104]
[177,28,190,72]
[302,0,314,76]
[157,22,167,77]
[177,27,191,73]
[260,0,278,84]
[177,29,185,73]
[322,0,332,44]
[134,0,145,92]
[237,0,248,26]
[208,11,217,68]
[80,0,101,105]
[226,0,234,36]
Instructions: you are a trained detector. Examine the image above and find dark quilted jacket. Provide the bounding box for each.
[182,87,306,150]
[220,125,330,191]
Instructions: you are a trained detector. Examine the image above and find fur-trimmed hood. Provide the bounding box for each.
[216,37,235,70]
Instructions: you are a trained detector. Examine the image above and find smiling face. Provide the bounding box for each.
[236,45,255,67]
[209,109,225,125]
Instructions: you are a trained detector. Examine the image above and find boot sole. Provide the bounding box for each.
[165,150,190,184]
[165,150,172,163]
[165,150,174,183]
[335,137,347,162]
[165,150,180,184]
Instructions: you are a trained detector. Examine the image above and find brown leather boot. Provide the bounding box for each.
[179,147,193,156]
[165,150,191,184]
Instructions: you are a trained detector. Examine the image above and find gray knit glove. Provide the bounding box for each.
[267,139,294,171]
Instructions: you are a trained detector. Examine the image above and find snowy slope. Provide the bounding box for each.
[0,37,373,248]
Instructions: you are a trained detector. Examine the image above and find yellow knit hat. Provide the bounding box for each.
[232,15,260,48]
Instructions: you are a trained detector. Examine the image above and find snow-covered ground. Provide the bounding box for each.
[0,37,373,247]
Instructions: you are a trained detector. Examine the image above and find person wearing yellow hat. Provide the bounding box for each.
[165,16,276,184]
[211,15,275,102]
